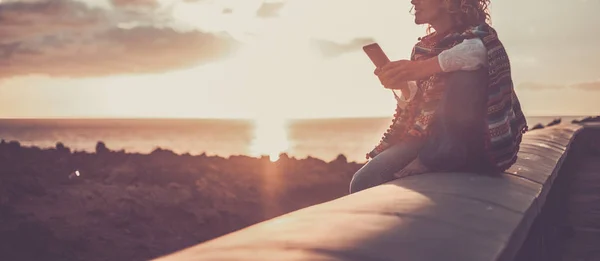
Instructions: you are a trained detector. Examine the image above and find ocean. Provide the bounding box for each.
[0,116,585,162]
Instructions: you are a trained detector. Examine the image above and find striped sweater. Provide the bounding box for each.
[367,23,528,172]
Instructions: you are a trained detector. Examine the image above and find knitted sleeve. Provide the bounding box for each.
[438,38,488,72]
[392,81,418,109]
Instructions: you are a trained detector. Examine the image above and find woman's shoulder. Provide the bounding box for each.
[461,23,497,39]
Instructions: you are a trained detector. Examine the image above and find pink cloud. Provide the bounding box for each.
[0,0,239,78]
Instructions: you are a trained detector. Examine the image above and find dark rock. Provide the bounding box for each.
[546,118,561,127]
[305,156,327,165]
[8,141,21,149]
[331,154,348,164]
[103,163,138,185]
[95,141,109,155]
[151,148,177,157]
[579,116,600,123]
[531,123,545,130]
[55,142,71,154]
[0,135,355,261]
[278,153,290,161]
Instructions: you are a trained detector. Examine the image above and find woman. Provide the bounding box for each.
[349,0,528,193]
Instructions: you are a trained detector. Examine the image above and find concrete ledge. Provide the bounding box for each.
[156,124,588,261]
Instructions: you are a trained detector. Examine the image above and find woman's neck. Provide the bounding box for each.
[429,16,456,36]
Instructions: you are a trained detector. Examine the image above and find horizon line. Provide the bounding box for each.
[0,114,593,121]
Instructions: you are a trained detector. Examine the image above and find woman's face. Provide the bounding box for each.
[411,0,445,25]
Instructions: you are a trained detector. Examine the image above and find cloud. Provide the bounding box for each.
[518,81,600,91]
[310,37,375,58]
[0,0,239,78]
[518,82,566,91]
[256,2,285,18]
[0,0,109,44]
[111,0,158,8]
[0,27,238,78]
[571,81,600,91]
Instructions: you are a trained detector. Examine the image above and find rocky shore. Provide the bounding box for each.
[1,116,597,261]
[0,141,361,261]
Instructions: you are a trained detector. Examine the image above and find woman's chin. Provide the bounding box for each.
[414,17,426,25]
[414,15,427,25]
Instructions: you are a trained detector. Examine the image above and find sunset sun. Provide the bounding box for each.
[249,116,290,162]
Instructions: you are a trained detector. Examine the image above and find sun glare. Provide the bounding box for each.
[250,117,290,162]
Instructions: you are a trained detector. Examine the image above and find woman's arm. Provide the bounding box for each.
[417,38,488,77]
[378,38,488,86]
[437,38,488,72]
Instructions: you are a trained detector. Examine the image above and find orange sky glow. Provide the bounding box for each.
[0,0,599,120]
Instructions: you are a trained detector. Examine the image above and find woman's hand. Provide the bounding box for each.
[374,67,410,97]
[375,67,409,89]
[377,57,442,87]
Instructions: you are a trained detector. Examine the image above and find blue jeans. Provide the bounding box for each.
[350,69,491,194]
[349,138,424,194]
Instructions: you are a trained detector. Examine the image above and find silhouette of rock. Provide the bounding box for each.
[531,123,545,130]
[578,115,600,123]
[305,156,327,165]
[331,154,348,164]
[8,141,20,149]
[546,118,562,127]
[95,141,109,155]
[55,142,71,154]
[150,147,177,157]
[278,153,290,161]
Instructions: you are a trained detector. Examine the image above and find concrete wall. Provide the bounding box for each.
[156,124,587,261]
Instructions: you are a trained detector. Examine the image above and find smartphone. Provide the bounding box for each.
[363,43,390,68]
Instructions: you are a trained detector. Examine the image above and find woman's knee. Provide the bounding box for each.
[349,167,383,194]
[349,141,423,193]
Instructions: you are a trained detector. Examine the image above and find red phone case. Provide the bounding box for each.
[363,43,390,68]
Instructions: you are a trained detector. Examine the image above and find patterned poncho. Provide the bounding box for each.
[367,23,528,172]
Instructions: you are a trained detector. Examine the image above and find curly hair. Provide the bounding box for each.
[445,0,491,27]
[412,0,492,33]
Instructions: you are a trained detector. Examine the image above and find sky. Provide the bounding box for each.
[0,0,598,120]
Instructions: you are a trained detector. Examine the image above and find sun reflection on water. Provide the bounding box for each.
[249,117,290,162]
